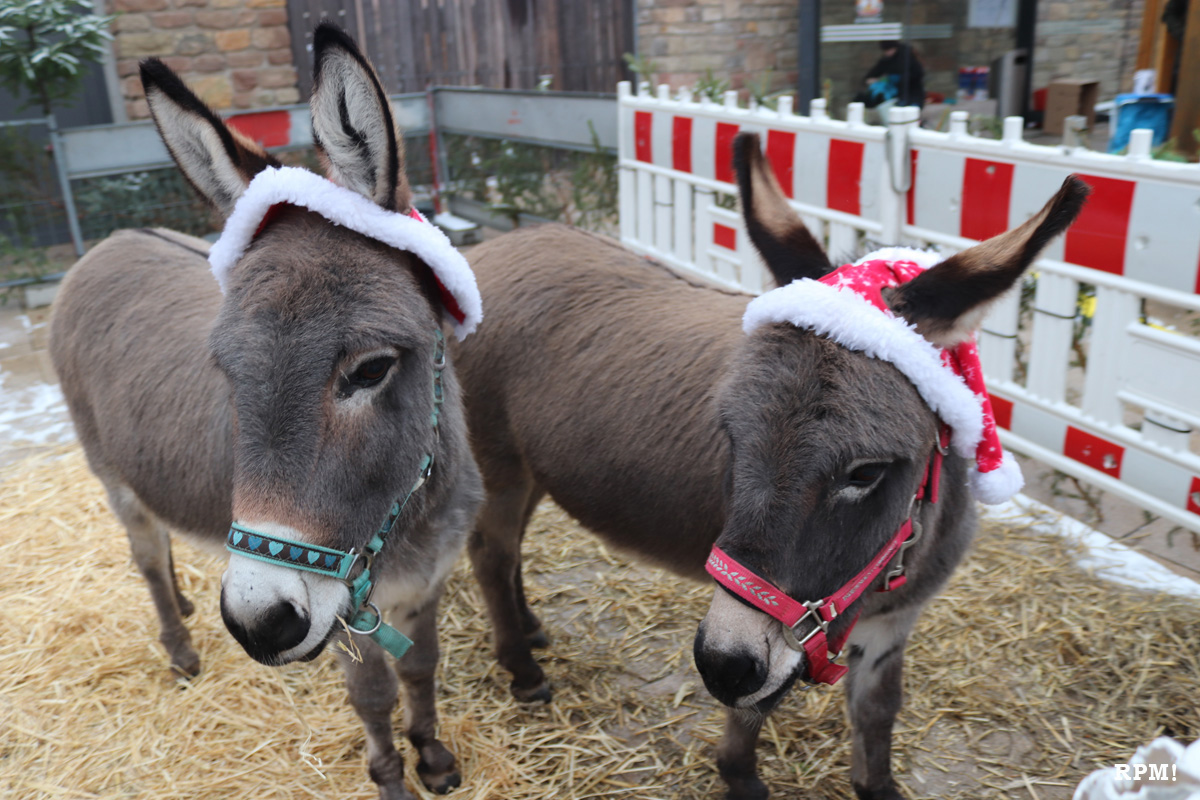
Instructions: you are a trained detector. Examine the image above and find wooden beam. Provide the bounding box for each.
[1136,0,1165,71]
[1171,0,1200,157]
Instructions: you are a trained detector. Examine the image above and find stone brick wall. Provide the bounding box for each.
[1034,0,1144,101]
[111,0,299,120]
[635,0,798,96]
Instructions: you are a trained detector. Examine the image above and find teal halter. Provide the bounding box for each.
[225,328,447,659]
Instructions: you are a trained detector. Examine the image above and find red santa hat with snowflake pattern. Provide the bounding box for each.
[742,246,1023,505]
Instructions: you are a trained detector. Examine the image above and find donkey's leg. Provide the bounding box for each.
[515,487,548,648]
[394,592,460,794]
[468,479,551,702]
[168,547,194,617]
[107,483,200,677]
[844,607,922,800]
[335,637,414,800]
[716,707,769,800]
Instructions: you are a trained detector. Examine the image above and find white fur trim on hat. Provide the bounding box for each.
[743,278,986,460]
[208,166,482,340]
[969,450,1024,505]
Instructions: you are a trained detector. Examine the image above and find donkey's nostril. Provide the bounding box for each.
[220,590,310,664]
[694,643,767,706]
[261,601,310,650]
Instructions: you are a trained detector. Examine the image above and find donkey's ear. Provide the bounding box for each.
[885,175,1090,348]
[735,132,833,286]
[140,58,279,215]
[310,23,410,212]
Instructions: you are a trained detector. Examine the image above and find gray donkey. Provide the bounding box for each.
[454,133,1087,799]
[49,25,480,800]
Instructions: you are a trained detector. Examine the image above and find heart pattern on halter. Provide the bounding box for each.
[226,524,354,579]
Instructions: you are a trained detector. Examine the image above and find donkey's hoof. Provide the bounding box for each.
[377,784,416,800]
[852,782,904,800]
[419,765,461,795]
[170,656,201,680]
[525,628,551,649]
[417,742,460,794]
[724,780,769,800]
[512,679,552,705]
[176,592,195,618]
[168,646,201,679]
[722,772,769,800]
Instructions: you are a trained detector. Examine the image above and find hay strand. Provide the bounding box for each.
[1,446,1198,799]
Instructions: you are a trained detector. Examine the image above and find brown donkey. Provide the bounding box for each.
[454,133,1087,799]
[49,26,481,800]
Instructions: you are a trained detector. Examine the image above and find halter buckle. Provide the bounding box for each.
[342,547,374,583]
[781,600,835,651]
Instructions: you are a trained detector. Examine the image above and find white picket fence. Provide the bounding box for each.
[617,81,1200,534]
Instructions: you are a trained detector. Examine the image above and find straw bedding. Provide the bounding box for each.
[1,446,1197,799]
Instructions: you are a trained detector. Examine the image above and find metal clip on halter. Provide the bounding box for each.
[782,599,838,653]
[883,517,922,591]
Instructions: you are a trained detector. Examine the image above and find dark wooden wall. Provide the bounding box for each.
[287,0,633,96]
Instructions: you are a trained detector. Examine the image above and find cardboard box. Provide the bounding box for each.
[1044,79,1099,135]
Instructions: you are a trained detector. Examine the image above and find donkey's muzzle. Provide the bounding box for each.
[693,627,767,706]
[220,590,311,664]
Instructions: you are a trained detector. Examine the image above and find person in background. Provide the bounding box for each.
[857,40,926,113]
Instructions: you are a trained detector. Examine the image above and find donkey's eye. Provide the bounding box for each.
[347,356,396,390]
[847,462,888,487]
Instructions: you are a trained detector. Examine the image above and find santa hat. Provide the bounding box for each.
[742,247,1022,505]
[207,166,482,340]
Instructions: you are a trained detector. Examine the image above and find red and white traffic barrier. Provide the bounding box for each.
[617,83,1200,534]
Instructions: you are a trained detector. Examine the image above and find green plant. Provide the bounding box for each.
[744,70,788,111]
[1149,130,1200,162]
[0,0,114,115]
[969,115,1004,140]
[695,68,729,103]
[621,52,658,89]
[0,124,57,284]
[72,168,216,239]
[443,124,617,233]
[0,229,50,293]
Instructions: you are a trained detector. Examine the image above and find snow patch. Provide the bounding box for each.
[984,494,1200,599]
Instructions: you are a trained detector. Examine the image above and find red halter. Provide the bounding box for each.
[705,428,948,686]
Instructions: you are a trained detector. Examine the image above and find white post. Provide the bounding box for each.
[1081,286,1139,423]
[978,288,1021,384]
[1002,116,1024,144]
[694,190,714,276]
[1025,272,1079,403]
[673,179,693,265]
[1127,128,1153,160]
[880,105,918,244]
[949,109,969,137]
[617,82,636,246]
[828,222,857,259]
